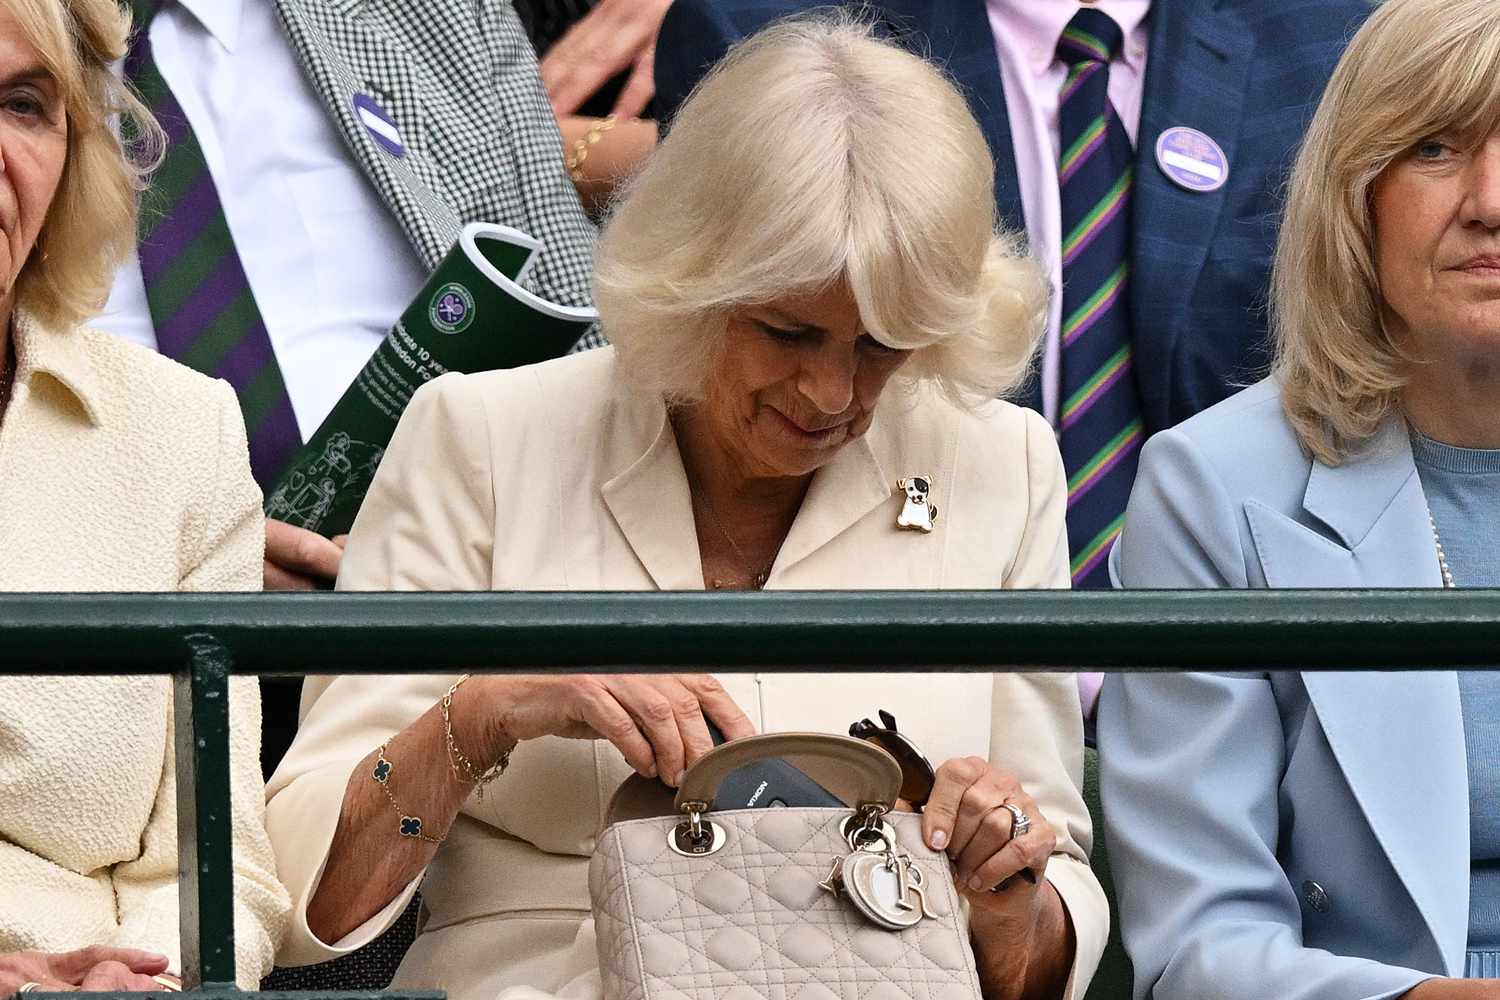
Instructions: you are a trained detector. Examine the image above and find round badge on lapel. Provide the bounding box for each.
[352,93,406,158]
[1155,127,1228,193]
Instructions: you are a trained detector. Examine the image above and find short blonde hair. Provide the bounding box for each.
[593,15,1046,407]
[1272,0,1500,464]
[10,0,161,331]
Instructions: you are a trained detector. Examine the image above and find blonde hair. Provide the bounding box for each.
[1272,0,1500,464]
[9,0,162,331]
[593,15,1047,407]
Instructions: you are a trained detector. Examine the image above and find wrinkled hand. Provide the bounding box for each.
[456,674,757,787]
[921,756,1056,893]
[540,0,673,118]
[1404,979,1500,999]
[264,519,347,591]
[921,758,1071,999]
[0,946,169,996]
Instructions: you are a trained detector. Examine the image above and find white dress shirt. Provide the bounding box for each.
[96,0,428,439]
[985,0,1151,426]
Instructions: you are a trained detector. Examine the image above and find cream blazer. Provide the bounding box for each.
[0,311,290,986]
[266,348,1106,999]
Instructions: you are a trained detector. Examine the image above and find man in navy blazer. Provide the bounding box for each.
[655,0,1369,434]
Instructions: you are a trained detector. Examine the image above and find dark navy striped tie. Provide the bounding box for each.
[1056,9,1144,588]
[125,1,302,488]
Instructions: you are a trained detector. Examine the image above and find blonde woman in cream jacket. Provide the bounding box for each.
[267,18,1106,1000]
[0,0,288,990]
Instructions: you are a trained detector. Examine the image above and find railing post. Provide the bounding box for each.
[175,634,238,990]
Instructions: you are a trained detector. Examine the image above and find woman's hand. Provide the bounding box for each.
[1,947,169,996]
[454,674,756,787]
[1404,979,1500,998]
[920,757,1073,1000]
[540,0,674,119]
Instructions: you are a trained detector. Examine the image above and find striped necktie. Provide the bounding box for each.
[125,1,302,488]
[1055,9,1145,588]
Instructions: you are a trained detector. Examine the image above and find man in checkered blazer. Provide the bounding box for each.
[99,0,601,593]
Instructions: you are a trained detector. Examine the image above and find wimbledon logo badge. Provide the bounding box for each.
[430,282,476,335]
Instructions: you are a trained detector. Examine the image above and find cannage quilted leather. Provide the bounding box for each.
[590,808,983,1000]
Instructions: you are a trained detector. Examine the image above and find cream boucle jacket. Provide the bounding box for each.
[0,311,290,986]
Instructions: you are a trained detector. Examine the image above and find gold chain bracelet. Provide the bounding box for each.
[372,743,445,845]
[565,114,618,182]
[442,674,510,798]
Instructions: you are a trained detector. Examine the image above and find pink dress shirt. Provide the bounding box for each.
[985,0,1152,718]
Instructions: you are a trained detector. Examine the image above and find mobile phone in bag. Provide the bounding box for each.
[706,720,843,809]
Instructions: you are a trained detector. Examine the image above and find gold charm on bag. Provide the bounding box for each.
[819,806,933,930]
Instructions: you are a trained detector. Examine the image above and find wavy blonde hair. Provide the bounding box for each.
[1272,0,1500,464]
[593,14,1047,407]
[9,0,161,331]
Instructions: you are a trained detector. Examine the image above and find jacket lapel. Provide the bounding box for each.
[599,399,896,589]
[274,0,459,268]
[1300,670,1469,974]
[1249,416,1468,972]
[600,404,704,592]
[1245,417,1441,588]
[1131,0,1254,385]
[769,432,892,582]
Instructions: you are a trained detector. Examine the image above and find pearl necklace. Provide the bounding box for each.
[1429,509,1456,589]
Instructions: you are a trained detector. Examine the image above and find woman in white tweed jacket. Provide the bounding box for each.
[0,0,288,991]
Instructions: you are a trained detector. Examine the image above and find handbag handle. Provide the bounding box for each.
[673,732,903,813]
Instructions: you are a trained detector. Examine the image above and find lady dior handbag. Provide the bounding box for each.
[589,733,984,1000]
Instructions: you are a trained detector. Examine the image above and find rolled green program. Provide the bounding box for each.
[265,222,598,537]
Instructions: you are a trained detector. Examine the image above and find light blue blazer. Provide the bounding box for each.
[1098,378,1465,1000]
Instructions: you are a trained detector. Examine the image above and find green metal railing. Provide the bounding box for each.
[5,589,1499,996]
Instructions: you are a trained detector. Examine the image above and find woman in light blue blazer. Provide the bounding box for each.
[1098,1,1500,998]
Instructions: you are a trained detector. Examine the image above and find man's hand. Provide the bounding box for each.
[264,519,347,591]
[540,0,673,119]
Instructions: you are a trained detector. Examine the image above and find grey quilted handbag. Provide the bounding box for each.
[589,733,984,1000]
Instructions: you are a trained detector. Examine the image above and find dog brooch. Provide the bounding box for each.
[896,476,938,533]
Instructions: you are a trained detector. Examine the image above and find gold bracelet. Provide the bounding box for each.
[373,743,445,845]
[565,114,618,182]
[442,674,510,799]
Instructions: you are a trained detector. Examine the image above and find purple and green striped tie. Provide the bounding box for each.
[1056,9,1144,588]
[125,1,301,488]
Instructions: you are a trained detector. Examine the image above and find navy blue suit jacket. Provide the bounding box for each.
[655,0,1371,434]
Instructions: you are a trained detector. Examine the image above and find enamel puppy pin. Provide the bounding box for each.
[896,477,938,533]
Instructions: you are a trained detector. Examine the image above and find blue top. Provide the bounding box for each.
[1410,428,1500,976]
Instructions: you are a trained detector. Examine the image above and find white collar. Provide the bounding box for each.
[172,0,244,52]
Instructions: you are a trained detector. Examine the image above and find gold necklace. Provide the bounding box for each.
[697,489,778,590]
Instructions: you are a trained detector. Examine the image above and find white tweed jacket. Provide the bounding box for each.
[0,311,290,986]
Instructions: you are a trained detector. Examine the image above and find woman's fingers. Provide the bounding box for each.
[689,676,757,742]
[921,756,989,852]
[45,947,169,983]
[971,805,1056,893]
[574,679,659,778]
[617,677,693,787]
[953,802,1018,886]
[610,47,657,120]
[77,962,163,992]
